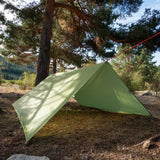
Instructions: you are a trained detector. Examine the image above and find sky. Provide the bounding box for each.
[1,0,160,66]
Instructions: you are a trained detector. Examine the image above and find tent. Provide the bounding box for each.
[12,62,151,142]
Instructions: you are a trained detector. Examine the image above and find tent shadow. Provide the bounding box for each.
[0,92,23,99]
[29,105,160,153]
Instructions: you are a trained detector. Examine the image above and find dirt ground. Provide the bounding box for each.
[0,86,160,160]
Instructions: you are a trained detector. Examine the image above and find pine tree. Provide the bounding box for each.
[1,3,84,68]
[111,46,158,91]
[33,0,146,85]
[1,0,160,86]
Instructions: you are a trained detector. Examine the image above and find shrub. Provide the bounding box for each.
[119,71,146,91]
[18,72,36,90]
[120,74,134,92]
[9,80,16,84]
[131,72,145,91]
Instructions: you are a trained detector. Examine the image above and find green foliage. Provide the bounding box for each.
[18,72,36,90]
[150,66,160,96]
[0,62,2,85]
[135,49,157,84]
[119,74,134,91]
[1,0,160,85]
[0,78,5,85]
[1,0,147,70]
[130,72,144,91]
[0,78,2,85]
[111,46,159,92]
[8,79,16,84]
[128,9,160,52]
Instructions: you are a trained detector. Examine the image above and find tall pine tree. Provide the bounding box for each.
[1,0,160,86]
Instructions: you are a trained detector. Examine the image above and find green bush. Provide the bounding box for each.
[120,74,134,92]
[130,72,145,91]
[119,72,146,91]
[18,72,36,90]
[9,80,16,84]
[17,80,23,86]
[1,79,5,83]
[0,78,5,85]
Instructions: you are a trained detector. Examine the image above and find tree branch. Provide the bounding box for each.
[109,36,130,43]
[55,2,93,23]
[53,7,59,17]
[76,0,83,11]
[70,10,80,46]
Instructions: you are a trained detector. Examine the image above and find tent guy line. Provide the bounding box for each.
[107,31,160,61]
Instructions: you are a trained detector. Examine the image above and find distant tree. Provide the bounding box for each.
[111,47,158,91]
[111,46,138,91]
[134,48,157,85]
[151,66,160,96]
[17,72,36,90]
[0,61,3,84]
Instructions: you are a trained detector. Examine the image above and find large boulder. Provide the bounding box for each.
[7,154,50,160]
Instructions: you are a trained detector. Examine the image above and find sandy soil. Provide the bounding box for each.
[0,86,160,160]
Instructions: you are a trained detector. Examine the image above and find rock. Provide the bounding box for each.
[142,140,151,149]
[142,139,159,149]
[7,154,50,160]
[142,92,152,96]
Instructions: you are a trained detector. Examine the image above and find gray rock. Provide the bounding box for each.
[141,92,152,96]
[7,154,50,160]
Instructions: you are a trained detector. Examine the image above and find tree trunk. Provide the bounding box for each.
[35,0,55,86]
[53,58,57,73]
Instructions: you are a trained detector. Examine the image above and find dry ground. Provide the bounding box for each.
[0,86,160,160]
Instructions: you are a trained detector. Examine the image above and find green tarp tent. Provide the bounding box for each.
[12,62,151,142]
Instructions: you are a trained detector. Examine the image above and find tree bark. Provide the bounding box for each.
[35,0,55,86]
[53,58,57,73]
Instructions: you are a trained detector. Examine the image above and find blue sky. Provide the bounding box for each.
[119,0,160,24]
[117,0,160,65]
